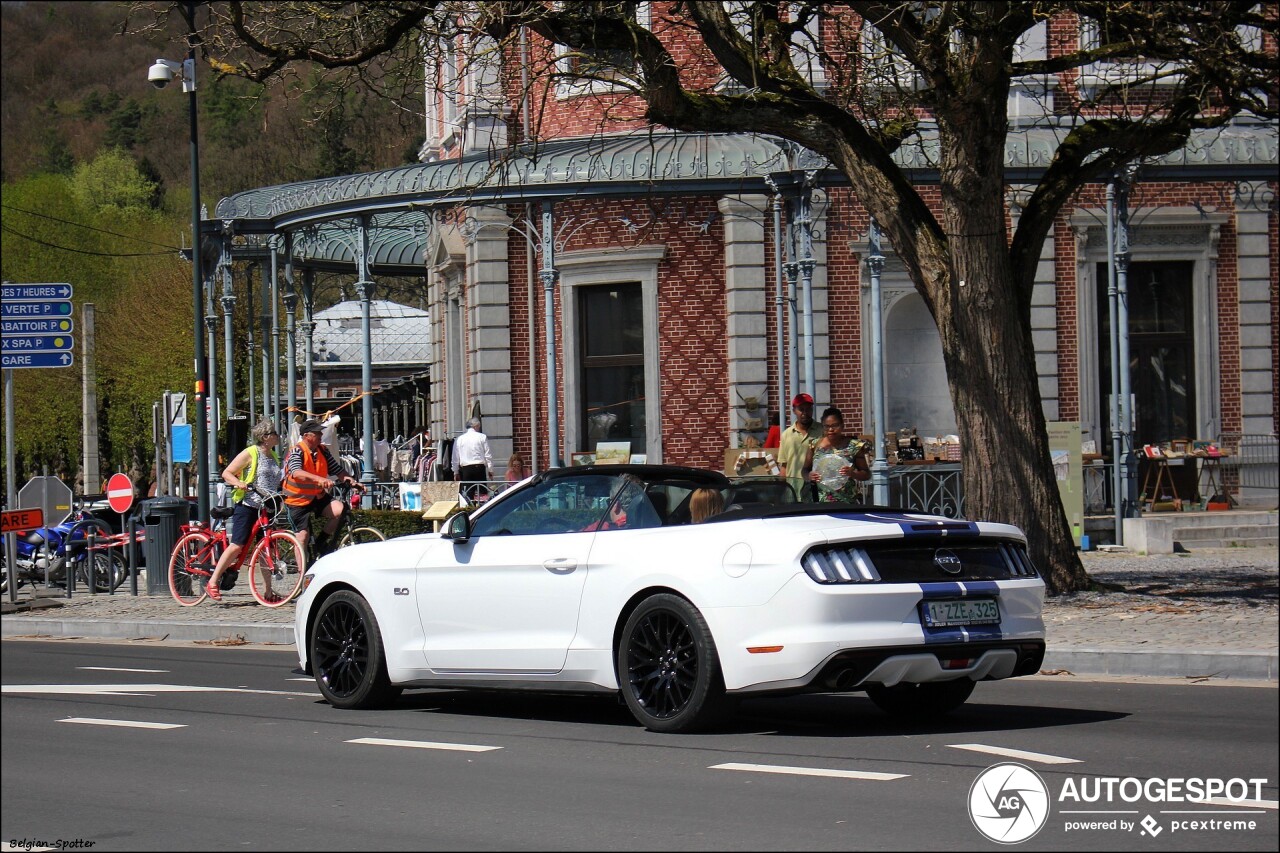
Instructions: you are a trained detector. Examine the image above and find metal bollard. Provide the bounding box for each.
[66,539,75,598]
[128,516,139,596]
[87,528,97,596]
[106,529,116,596]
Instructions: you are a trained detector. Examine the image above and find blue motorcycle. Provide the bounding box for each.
[1,510,126,594]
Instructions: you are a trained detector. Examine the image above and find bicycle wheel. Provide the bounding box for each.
[249,529,306,607]
[169,531,214,606]
[338,525,386,548]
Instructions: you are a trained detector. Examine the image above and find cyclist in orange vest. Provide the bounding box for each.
[283,418,361,559]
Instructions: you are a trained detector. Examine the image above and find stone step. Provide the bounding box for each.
[1162,510,1277,529]
[1174,523,1279,542]
[1120,513,1279,555]
[1175,536,1279,550]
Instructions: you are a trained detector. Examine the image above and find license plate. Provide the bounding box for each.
[922,597,999,627]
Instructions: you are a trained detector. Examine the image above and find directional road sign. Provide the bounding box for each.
[1,283,73,301]
[0,317,73,335]
[1,352,74,370]
[0,301,73,317]
[2,282,76,368]
[1,335,74,352]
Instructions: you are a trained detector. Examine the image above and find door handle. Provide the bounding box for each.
[543,558,578,574]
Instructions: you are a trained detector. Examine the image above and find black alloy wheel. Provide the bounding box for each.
[864,678,976,718]
[310,590,401,709]
[618,593,728,733]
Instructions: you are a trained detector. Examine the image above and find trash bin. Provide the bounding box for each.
[141,496,190,595]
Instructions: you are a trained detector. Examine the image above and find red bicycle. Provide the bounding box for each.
[167,489,306,608]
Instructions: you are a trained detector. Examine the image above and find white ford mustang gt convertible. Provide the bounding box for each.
[295,465,1045,732]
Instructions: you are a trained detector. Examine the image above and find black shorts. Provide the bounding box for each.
[228,502,261,548]
[288,496,337,533]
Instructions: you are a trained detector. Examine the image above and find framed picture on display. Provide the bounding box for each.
[594,442,631,465]
[570,452,596,467]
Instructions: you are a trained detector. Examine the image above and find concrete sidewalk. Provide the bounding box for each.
[3,547,1276,682]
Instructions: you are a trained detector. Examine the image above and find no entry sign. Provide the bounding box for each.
[106,473,135,514]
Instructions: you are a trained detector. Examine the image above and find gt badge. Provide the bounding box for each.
[934,549,963,576]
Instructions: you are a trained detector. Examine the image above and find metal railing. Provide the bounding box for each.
[358,480,517,511]
[1215,433,1279,507]
[887,463,965,518]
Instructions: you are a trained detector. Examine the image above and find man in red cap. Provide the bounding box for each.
[778,393,822,501]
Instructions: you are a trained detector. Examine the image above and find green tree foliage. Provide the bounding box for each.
[71,149,162,215]
[1,2,425,490]
[104,98,144,151]
[1,166,192,488]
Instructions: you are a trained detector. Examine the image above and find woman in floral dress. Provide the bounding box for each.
[805,406,872,503]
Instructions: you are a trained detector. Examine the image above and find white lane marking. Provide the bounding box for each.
[2,683,318,697]
[286,677,314,682]
[711,762,907,781]
[1200,798,1278,811]
[78,666,168,673]
[948,743,1082,764]
[60,717,185,730]
[346,737,502,753]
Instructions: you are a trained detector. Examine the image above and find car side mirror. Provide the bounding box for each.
[444,512,471,543]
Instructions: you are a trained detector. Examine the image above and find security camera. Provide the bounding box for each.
[149,60,176,89]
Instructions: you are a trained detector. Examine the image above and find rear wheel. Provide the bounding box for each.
[865,679,976,718]
[310,590,401,708]
[338,525,385,548]
[80,549,127,592]
[249,530,306,606]
[168,531,213,606]
[617,593,728,733]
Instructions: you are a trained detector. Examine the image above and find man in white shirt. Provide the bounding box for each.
[452,419,493,484]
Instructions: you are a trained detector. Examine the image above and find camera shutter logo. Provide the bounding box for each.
[968,762,1051,844]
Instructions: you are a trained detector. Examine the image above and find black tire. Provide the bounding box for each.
[79,549,127,592]
[310,590,401,709]
[617,593,728,733]
[865,679,976,718]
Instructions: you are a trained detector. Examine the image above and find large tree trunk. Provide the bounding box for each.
[938,257,1091,595]
[929,52,1091,595]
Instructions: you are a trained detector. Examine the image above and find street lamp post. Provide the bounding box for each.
[149,32,209,525]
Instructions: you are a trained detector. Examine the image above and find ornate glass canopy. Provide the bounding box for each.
[212,124,1277,270]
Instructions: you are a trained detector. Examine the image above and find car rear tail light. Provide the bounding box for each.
[1001,542,1040,577]
[802,546,880,584]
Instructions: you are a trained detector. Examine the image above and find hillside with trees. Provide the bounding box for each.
[0,1,424,490]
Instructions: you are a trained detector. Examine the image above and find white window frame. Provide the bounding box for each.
[1071,208,1227,449]
[557,245,665,462]
[554,2,651,99]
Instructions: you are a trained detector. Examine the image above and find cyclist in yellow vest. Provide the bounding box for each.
[284,418,360,559]
[205,418,282,601]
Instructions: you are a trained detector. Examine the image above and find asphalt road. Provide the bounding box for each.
[2,640,1276,851]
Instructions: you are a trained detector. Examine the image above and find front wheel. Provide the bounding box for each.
[168,531,213,606]
[864,679,976,718]
[617,593,728,733]
[310,590,401,709]
[338,525,385,549]
[248,530,306,607]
